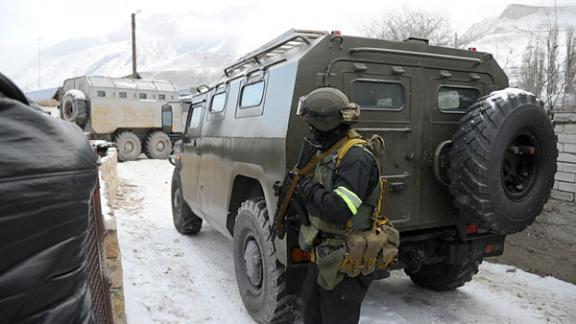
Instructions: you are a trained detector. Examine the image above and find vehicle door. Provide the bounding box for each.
[419,68,491,226]
[180,101,205,213]
[338,63,421,229]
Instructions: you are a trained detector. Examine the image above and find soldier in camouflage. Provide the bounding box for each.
[296,87,381,324]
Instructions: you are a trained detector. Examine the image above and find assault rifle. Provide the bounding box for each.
[272,137,318,239]
[272,136,350,239]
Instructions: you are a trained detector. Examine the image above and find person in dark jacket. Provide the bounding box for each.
[295,87,381,324]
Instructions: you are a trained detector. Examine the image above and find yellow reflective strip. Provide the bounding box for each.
[335,186,362,207]
[334,187,362,215]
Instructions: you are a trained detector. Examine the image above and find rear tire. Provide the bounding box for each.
[115,131,142,162]
[405,256,483,291]
[145,131,172,159]
[171,169,202,235]
[448,90,557,234]
[233,198,293,323]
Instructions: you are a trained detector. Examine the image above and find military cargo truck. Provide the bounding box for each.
[169,29,557,323]
[60,76,186,161]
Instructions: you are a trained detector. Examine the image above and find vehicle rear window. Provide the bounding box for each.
[210,92,227,113]
[351,81,404,110]
[240,81,265,108]
[438,87,480,112]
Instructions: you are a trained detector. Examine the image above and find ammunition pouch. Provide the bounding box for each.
[314,238,346,290]
[340,222,400,277]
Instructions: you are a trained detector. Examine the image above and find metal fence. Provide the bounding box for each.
[87,178,114,324]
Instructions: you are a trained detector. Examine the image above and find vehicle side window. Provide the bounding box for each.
[239,80,265,108]
[97,90,106,98]
[159,94,166,100]
[119,92,127,98]
[187,106,203,130]
[351,80,404,110]
[438,87,479,112]
[210,92,227,113]
[139,93,147,100]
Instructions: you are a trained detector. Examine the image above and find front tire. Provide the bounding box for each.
[115,131,142,162]
[145,131,172,159]
[233,199,293,323]
[405,256,483,291]
[171,169,202,235]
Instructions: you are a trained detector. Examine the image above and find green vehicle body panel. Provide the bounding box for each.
[175,30,509,266]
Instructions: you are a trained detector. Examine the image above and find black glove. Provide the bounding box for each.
[288,196,310,226]
[297,177,320,204]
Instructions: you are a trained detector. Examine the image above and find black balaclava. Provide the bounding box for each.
[310,124,351,150]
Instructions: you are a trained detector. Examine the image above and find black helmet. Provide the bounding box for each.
[297,87,360,132]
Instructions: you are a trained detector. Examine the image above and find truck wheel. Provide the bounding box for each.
[62,90,88,127]
[448,90,557,234]
[115,131,142,162]
[171,169,202,235]
[233,198,293,323]
[145,131,172,159]
[405,256,483,291]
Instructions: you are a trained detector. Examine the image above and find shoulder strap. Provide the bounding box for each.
[335,130,367,169]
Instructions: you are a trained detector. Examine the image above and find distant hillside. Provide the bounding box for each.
[13,12,238,92]
[462,4,576,85]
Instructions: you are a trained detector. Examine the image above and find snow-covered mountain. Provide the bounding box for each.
[462,4,576,85]
[16,4,576,94]
[15,12,239,92]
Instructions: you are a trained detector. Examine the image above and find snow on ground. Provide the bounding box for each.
[115,159,576,324]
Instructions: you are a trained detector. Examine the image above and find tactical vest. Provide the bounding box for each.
[298,130,399,290]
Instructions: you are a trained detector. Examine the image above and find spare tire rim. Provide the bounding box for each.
[501,132,540,201]
[243,237,263,288]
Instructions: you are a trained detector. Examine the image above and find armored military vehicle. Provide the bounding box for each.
[60,76,185,161]
[169,29,557,323]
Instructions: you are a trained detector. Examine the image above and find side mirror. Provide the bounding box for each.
[161,104,173,134]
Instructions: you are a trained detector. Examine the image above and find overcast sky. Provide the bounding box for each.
[0,0,572,77]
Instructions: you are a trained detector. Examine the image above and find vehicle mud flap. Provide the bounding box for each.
[314,239,346,290]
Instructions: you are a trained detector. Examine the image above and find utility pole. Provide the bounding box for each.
[454,33,458,49]
[131,12,137,79]
[38,38,42,90]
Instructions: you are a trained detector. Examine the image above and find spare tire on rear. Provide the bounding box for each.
[448,89,557,235]
[61,89,89,128]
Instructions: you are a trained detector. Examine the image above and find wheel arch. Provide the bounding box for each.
[226,174,266,236]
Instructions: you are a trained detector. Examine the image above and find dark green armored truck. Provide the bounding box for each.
[168,29,557,323]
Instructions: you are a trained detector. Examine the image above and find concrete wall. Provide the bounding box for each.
[98,148,126,324]
[553,113,576,202]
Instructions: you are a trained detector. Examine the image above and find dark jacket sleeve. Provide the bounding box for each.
[305,146,378,225]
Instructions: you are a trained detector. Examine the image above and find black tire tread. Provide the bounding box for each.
[171,169,202,235]
[406,257,483,291]
[448,91,557,234]
[235,198,294,323]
